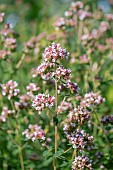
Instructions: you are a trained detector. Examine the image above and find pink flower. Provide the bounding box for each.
[32,62,55,80]
[72,156,92,170]
[15,94,31,110]
[54,17,66,30]
[68,106,90,124]
[70,1,83,11]
[64,127,94,150]
[26,83,40,92]
[0,50,10,60]
[1,80,20,100]
[99,21,109,33]
[0,107,15,122]
[43,42,69,62]
[58,101,72,113]
[32,94,55,114]
[22,124,45,142]
[26,83,40,97]
[80,92,105,108]
[79,54,89,63]
[78,10,92,20]
[105,13,113,21]
[66,81,79,94]
[54,66,71,80]
[4,37,17,50]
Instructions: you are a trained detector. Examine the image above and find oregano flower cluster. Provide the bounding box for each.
[22,124,45,142]
[54,1,92,30]
[63,92,105,169]
[72,155,93,170]
[22,41,105,169]
[1,80,20,100]
[32,94,55,114]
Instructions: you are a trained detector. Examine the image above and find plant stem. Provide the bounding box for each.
[16,53,26,69]
[19,146,24,170]
[72,149,76,161]
[54,80,58,170]
[63,147,72,154]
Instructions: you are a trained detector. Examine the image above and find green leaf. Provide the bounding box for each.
[43,150,49,157]
[60,161,69,167]
[43,149,53,159]
[37,157,53,168]
[53,150,63,158]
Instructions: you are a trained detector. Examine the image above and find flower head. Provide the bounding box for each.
[32,62,55,80]
[72,155,92,170]
[4,37,17,50]
[1,80,20,100]
[54,17,66,30]
[26,83,40,97]
[0,107,15,122]
[67,81,79,94]
[58,101,72,113]
[70,1,83,12]
[54,66,71,80]
[43,42,69,62]
[0,50,10,60]
[68,106,90,125]
[80,92,105,108]
[32,94,55,114]
[64,127,94,150]
[15,94,31,110]
[22,124,45,142]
